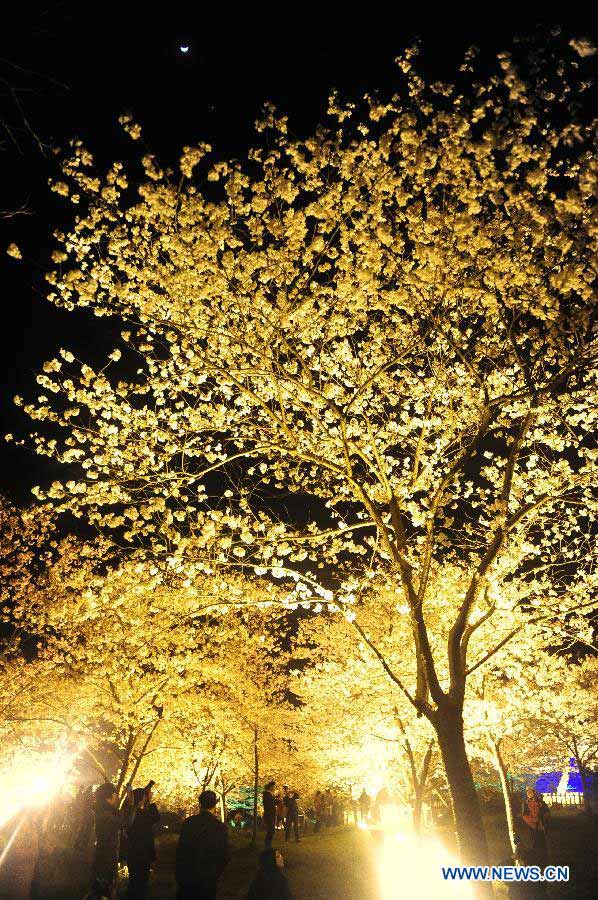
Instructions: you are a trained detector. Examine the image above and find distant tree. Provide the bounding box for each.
[3,536,290,801]
[294,612,439,834]
[519,652,598,814]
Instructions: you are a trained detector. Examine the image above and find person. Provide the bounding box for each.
[175,789,231,900]
[283,788,300,844]
[246,848,295,900]
[313,791,324,833]
[126,785,160,899]
[262,780,277,848]
[92,783,138,900]
[324,788,332,828]
[330,792,339,826]
[521,787,550,869]
[275,791,285,831]
[72,785,95,855]
[358,789,371,822]
[373,786,390,825]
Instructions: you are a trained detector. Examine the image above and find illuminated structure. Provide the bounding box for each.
[535,758,594,806]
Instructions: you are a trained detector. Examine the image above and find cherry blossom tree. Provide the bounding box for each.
[465,670,534,859]
[294,612,439,833]
[3,530,291,802]
[14,39,597,865]
[518,652,598,814]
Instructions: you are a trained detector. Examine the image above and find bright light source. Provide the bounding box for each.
[374,830,473,900]
[180,45,189,53]
[31,775,53,799]
[0,748,80,828]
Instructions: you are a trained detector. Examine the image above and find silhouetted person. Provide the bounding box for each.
[358,789,371,822]
[176,789,231,900]
[263,780,277,848]
[521,787,550,870]
[92,783,137,900]
[283,789,300,843]
[314,791,324,833]
[126,785,160,899]
[246,849,295,900]
[275,792,285,830]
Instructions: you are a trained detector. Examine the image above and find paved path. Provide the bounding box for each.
[153,826,378,900]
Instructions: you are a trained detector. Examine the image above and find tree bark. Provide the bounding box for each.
[251,726,259,846]
[434,704,491,878]
[571,736,592,815]
[491,739,518,860]
[413,740,435,836]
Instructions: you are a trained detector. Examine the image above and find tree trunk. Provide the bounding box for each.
[413,787,423,835]
[219,791,226,823]
[412,740,434,836]
[251,726,259,846]
[491,739,518,860]
[571,737,592,815]
[434,704,491,875]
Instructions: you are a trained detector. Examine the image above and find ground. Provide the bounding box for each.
[147,811,598,900]
[2,809,596,898]
[152,827,377,900]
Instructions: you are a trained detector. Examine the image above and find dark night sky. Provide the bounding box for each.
[0,0,594,504]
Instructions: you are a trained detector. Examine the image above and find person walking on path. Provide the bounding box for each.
[246,849,295,900]
[262,781,277,848]
[175,789,231,900]
[275,791,285,831]
[92,783,138,900]
[358,789,371,823]
[126,785,160,899]
[283,789,300,844]
[313,791,324,833]
[521,787,550,869]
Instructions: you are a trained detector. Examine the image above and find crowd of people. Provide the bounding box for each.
[80,777,358,899]
[1,777,554,899]
[86,784,298,900]
[262,781,356,848]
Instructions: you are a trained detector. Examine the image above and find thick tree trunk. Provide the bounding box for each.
[491,739,518,860]
[434,705,490,872]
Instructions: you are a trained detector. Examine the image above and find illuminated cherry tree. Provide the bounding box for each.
[3,532,290,802]
[465,667,535,858]
[294,611,439,833]
[15,38,597,864]
[516,652,598,814]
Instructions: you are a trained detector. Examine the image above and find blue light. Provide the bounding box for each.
[534,758,593,795]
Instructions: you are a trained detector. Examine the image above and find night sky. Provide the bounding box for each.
[0,0,594,504]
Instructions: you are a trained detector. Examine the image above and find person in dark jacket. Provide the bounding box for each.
[283,789,300,844]
[358,789,371,822]
[246,849,295,900]
[175,789,231,900]
[92,783,137,900]
[262,781,277,848]
[126,786,161,899]
[521,787,550,870]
